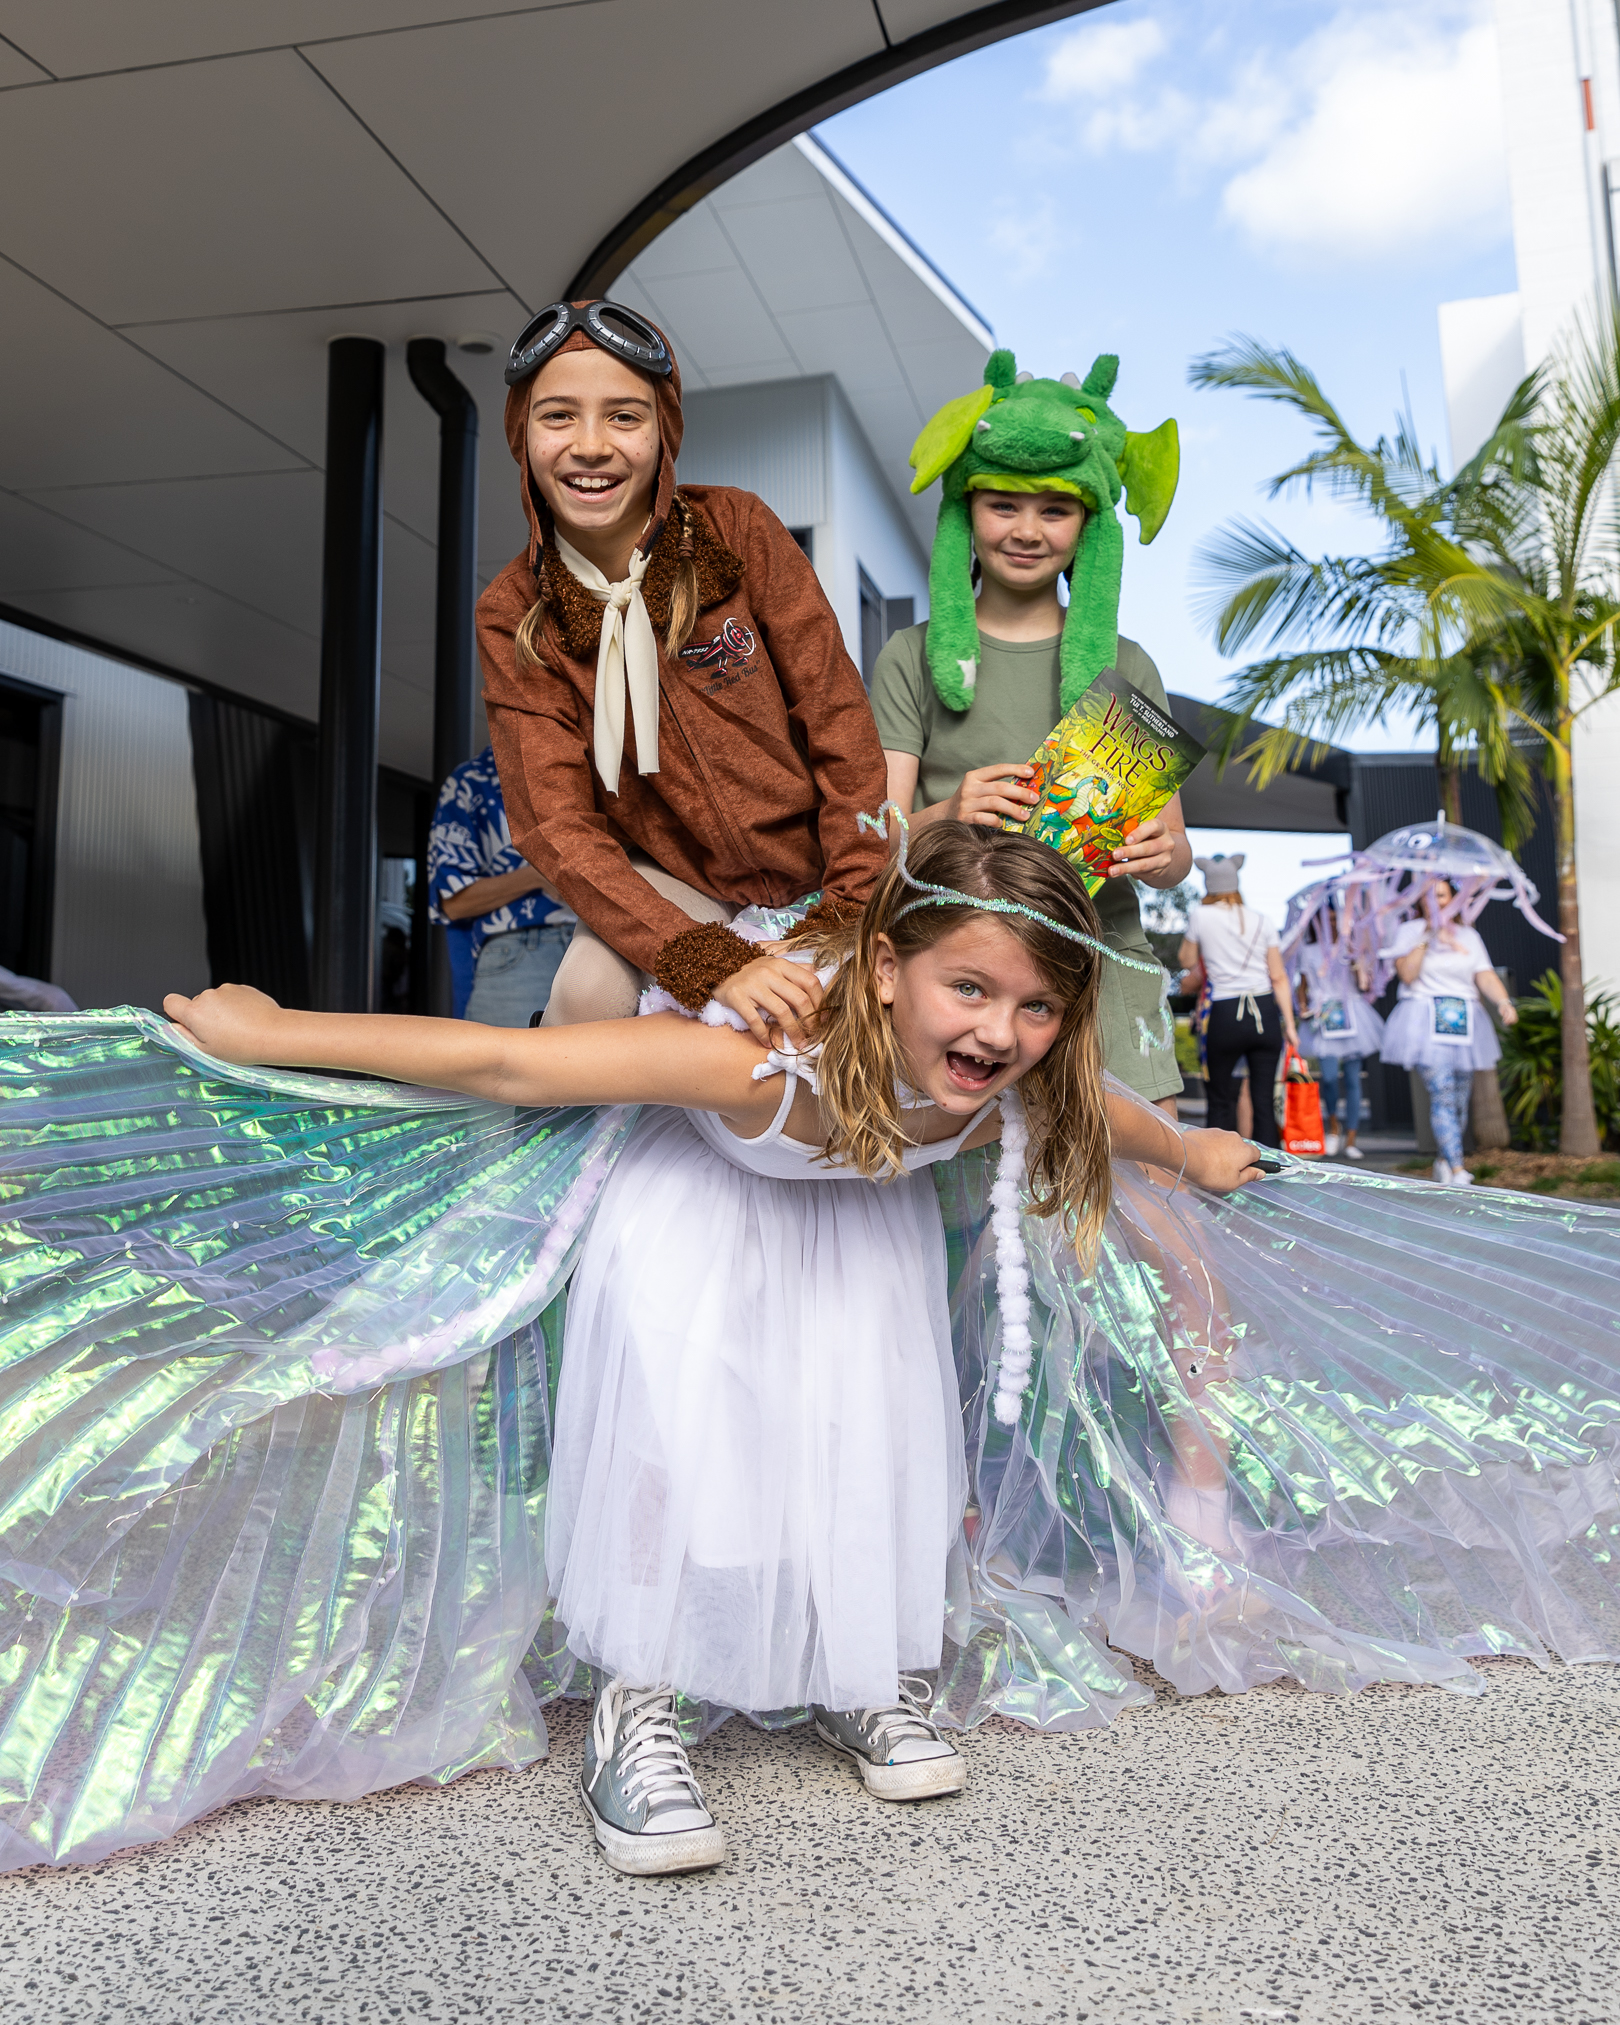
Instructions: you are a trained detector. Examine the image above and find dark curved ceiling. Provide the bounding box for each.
[0,0,1105,769]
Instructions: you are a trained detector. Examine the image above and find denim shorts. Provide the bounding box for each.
[464,924,573,1028]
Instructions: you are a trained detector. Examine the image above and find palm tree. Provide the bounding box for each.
[1192,326,1617,1155]
[1186,339,1539,844]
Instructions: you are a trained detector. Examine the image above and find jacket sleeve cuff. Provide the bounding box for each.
[796,893,865,939]
[653,922,760,1011]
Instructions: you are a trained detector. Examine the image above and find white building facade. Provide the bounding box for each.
[1438,0,1620,993]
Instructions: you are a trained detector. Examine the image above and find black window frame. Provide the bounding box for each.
[0,668,63,984]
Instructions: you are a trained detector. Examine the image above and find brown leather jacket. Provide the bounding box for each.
[479,486,887,978]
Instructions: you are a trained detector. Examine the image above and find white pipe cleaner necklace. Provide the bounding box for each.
[856,802,1158,1430]
[990,1087,1034,1426]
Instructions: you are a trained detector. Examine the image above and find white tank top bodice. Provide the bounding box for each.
[682,1041,996,1182]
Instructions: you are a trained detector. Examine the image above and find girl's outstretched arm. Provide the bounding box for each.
[1105,1089,1265,1193]
[162,985,780,1129]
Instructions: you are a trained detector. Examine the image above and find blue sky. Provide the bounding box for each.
[820,0,1516,740]
[819,0,1517,920]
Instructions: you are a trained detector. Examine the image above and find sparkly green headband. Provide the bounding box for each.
[857,803,1164,977]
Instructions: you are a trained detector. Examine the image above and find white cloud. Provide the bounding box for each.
[1219,14,1508,257]
[1076,83,1194,155]
[989,196,1067,281]
[1033,1,1509,265]
[1038,15,1166,100]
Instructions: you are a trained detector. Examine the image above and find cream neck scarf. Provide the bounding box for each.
[553,531,660,795]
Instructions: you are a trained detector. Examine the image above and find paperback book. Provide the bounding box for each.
[1002,677,1205,895]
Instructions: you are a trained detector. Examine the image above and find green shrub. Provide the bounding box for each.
[1496,972,1620,1150]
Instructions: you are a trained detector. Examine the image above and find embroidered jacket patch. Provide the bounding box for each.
[680,617,758,690]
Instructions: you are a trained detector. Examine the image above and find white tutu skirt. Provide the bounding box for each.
[547,1108,967,1713]
[1382,997,1502,1072]
[1301,995,1385,1060]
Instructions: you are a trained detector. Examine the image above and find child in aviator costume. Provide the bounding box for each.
[480,300,885,1040]
[871,349,1188,1106]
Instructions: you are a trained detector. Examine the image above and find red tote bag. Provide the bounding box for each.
[1282,1047,1325,1157]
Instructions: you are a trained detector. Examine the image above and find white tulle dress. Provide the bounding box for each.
[546,1049,987,1714]
[1295,942,1385,1060]
[1379,920,1503,1072]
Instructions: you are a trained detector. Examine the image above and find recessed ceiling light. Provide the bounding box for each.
[455,333,500,355]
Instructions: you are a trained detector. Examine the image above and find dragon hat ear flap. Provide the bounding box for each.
[909,384,994,494]
[908,348,1019,493]
[1119,417,1180,544]
[922,493,979,712]
[1058,504,1123,714]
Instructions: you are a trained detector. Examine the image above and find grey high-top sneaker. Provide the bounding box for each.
[580,1679,725,1876]
[810,1676,967,1801]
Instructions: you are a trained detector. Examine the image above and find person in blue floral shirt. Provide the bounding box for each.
[428,747,575,1024]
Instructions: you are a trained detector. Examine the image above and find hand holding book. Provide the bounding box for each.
[945,762,1042,828]
[1000,676,1204,897]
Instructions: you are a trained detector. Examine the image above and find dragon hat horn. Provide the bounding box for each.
[908,348,1179,713]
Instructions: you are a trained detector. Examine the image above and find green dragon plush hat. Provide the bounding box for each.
[909,348,1179,713]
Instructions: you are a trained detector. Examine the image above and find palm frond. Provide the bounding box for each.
[1214,648,1429,784]
[1193,520,1423,656]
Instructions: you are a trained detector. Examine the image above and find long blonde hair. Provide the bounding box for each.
[787,823,1112,1263]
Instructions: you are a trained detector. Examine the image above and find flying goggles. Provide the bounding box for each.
[504,300,673,386]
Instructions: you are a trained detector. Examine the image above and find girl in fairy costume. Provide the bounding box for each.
[872,349,1189,1112]
[5,842,1620,1875]
[155,821,1258,1875]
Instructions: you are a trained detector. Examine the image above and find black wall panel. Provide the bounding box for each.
[188,691,315,1008]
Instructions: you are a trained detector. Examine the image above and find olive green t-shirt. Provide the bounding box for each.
[869,624,1181,1100]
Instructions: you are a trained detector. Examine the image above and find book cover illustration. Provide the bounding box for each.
[1002,679,1206,895]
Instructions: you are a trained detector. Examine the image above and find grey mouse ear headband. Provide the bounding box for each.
[857,803,1162,975]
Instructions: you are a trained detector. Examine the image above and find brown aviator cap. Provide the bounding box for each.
[502,301,684,575]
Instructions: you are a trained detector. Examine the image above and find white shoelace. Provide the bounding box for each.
[855,1675,948,1756]
[587,1680,706,1816]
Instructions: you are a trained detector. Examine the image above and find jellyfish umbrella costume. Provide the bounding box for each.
[1356,813,1560,949]
[2,874,1620,1869]
[1289,816,1562,1074]
[1281,879,1386,1061]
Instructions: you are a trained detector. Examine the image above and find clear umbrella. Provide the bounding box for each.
[1358,811,1561,942]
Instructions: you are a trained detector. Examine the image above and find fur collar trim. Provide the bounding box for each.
[538,493,744,658]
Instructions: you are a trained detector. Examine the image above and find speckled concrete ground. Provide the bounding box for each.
[3,1655,1616,2025]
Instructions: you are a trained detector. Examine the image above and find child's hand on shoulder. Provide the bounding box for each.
[163,983,286,1064]
[712,955,825,1050]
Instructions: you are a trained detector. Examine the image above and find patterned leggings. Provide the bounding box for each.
[1422,1063,1473,1168]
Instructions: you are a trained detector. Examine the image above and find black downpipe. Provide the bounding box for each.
[406,337,480,1015]
[406,339,480,785]
[314,336,386,1014]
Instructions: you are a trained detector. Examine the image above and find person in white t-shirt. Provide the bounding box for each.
[1177,854,1298,1147]
[1379,880,1518,1185]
